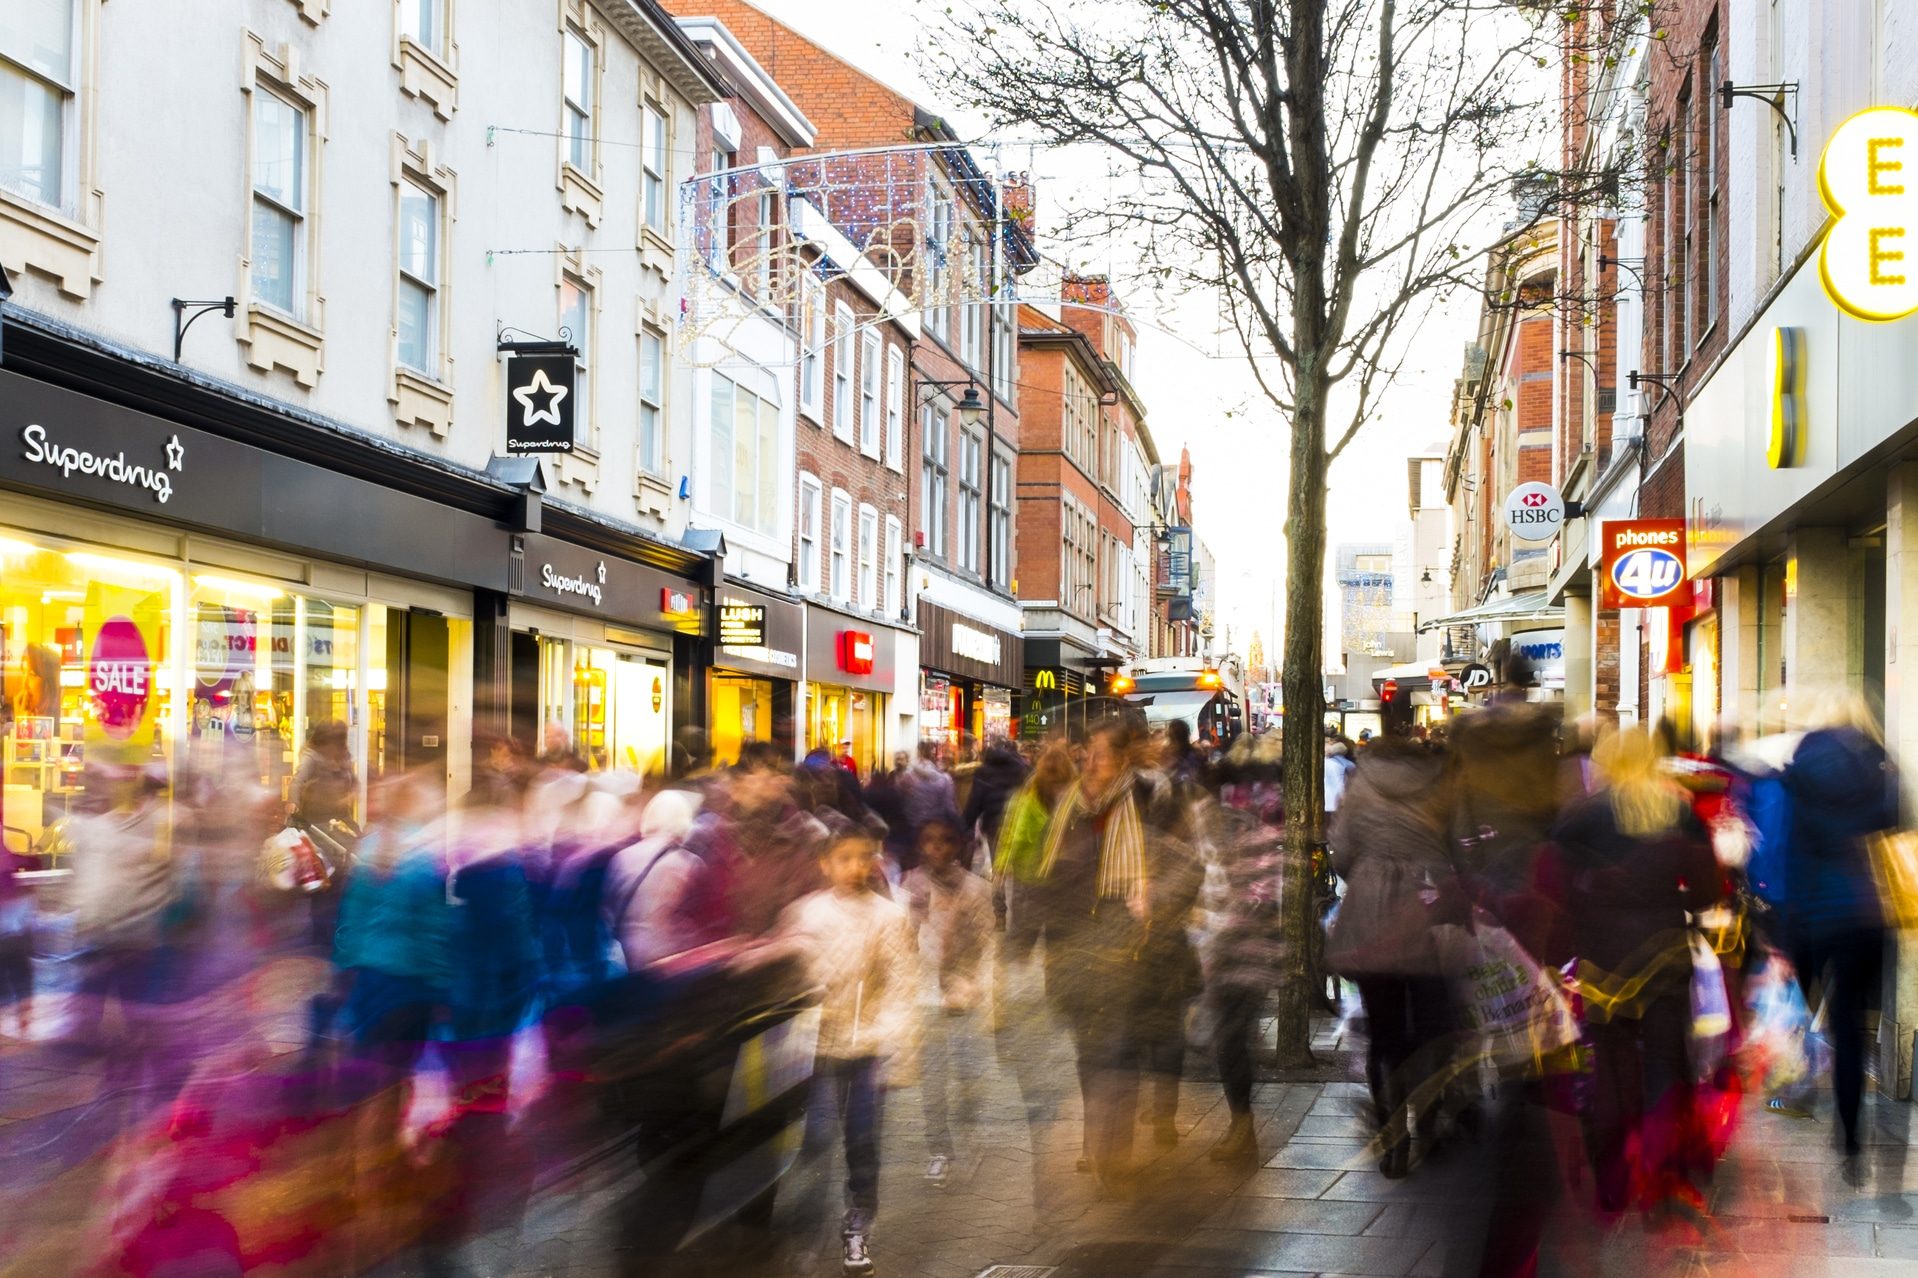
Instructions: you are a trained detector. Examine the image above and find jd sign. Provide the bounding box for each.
[1821,106,1918,321]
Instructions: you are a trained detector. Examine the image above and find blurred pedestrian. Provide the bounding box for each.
[904,815,994,1185]
[1780,691,1899,1176]
[1204,760,1286,1161]
[962,739,1030,872]
[1555,727,1727,1213]
[1325,734,1458,1178]
[780,829,918,1275]
[0,848,34,1039]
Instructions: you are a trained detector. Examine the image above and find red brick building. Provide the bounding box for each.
[661,0,1036,753]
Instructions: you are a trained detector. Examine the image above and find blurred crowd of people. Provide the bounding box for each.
[1322,680,1912,1273]
[3,683,1914,1277]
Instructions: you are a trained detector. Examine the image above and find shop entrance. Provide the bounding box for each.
[376,609,449,786]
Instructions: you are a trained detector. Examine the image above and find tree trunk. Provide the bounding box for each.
[1272,363,1330,1070]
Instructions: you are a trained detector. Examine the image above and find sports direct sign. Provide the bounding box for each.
[1600,519,1688,609]
[1503,482,1565,544]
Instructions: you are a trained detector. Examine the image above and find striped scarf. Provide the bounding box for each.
[1038,771,1146,906]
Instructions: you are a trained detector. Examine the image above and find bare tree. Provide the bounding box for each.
[926,0,1622,1064]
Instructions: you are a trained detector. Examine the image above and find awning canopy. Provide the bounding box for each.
[1369,660,1449,684]
[1417,591,1564,632]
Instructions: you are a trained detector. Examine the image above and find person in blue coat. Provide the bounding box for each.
[1781,692,1900,1170]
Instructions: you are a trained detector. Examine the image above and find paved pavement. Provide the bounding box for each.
[8,967,1918,1278]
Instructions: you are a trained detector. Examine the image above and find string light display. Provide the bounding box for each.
[674,142,1039,367]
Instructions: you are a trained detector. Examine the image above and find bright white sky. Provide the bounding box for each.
[755,0,1474,659]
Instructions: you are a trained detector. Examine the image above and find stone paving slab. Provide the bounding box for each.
[1157,1227,1432,1275]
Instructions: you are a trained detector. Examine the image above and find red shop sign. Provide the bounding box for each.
[838,630,875,675]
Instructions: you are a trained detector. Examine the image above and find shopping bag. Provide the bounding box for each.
[1689,933,1732,1079]
[1867,829,1918,930]
[1434,908,1580,1073]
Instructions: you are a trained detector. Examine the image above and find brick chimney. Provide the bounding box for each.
[1061,272,1112,309]
[1001,170,1036,240]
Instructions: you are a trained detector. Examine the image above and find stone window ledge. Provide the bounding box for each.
[0,188,103,300]
[559,163,603,228]
[391,365,454,436]
[240,303,325,388]
[396,37,457,120]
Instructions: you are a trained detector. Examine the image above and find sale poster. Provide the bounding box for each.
[84,581,166,763]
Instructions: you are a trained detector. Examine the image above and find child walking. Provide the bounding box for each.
[780,829,918,1274]
[903,816,995,1186]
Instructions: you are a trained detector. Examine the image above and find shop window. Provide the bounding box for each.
[809,684,882,777]
[0,0,75,208]
[859,330,882,457]
[798,473,822,592]
[709,372,781,536]
[710,672,774,767]
[832,302,855,442]
[830,489,852,602]
[858,504,879,611]
[0,538,367,852]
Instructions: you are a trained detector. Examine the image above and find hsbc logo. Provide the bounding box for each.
[1520,491,1547,507]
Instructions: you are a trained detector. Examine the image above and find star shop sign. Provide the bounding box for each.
[504,351,577,455]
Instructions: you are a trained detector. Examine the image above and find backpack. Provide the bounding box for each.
[1741,771,1793,907]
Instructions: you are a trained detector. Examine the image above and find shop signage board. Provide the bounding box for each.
[952,623,1002,664]
[1600,519,1688,609]
[0,370,511,591]
[513,532,706,635]
[504,352,577,455]
[1818,106,1918,322]
[718,604,767,647]
[1503,482,1565,544]
[1459,662,1493,692]
[716,587,804,676]
[838,630,875,675]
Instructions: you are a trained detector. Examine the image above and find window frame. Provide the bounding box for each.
[884,515,903,616]
[1674,93,1692,359]
[641,99,669,236]
[832,301,856,442]
[920,400,948,560]
[988,449,1011,588]
[829,489,853,602]
[957,428,982,574]
[1702,41,1721,342]
[798,473,823,592]
[398,0,446,57]
[798,272,825,422]
[560,272,595,450]
[884,346,904,471]
[859,329,882,457]
[250,84,309,319]
[0,0,79,211]
[638,326,666,476]
[562,26,596,178]
[857,504,879,611]
[394,176,440,376]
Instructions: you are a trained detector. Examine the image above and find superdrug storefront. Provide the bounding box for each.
[0,334,710,821]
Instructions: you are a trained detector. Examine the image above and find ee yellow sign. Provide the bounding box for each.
[1820,106,1918,321]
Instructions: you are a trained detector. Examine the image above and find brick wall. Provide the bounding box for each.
[1642,0,1729,470]
[1595,611,1622,722]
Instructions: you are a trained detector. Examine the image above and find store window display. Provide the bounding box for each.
[526,635,669,775]
[807,685,883,776]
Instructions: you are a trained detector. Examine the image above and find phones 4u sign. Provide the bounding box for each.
[1601,519,1688,609]
[503,343,578,455]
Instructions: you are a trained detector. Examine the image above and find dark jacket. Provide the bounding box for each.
[1325,747,1455,977]
[962,745,1030,851]
[1783,727,1899,944]
[1552,793,1724,1000]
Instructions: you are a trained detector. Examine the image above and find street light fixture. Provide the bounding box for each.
[954,384,985,427]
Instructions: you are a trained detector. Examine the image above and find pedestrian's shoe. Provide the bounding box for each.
[1153,1115,1179,1148]
[1208,1114,1257,1162]
[925,1152,950,1186]
[841,1229,873,1275]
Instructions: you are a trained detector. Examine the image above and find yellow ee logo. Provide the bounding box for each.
[1820,106,1918,321]
[1768,326,1806,468]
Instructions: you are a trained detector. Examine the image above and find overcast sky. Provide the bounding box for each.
[754,0,1471,658]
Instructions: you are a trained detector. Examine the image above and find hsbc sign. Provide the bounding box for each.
[1503,482,1566,543]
